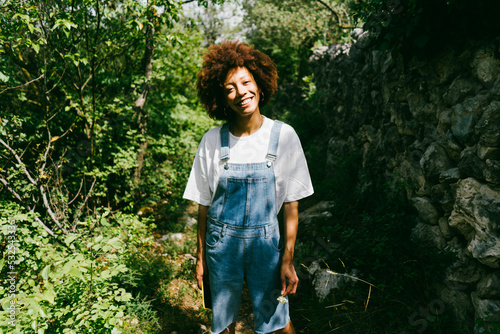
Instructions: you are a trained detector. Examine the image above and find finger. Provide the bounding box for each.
[281,276,287,296]
[197,276,203,290]
[290,278,299,294]
[286,277,299,295]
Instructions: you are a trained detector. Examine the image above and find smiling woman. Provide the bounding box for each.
[184,41,314,334]
[195,41,277,123]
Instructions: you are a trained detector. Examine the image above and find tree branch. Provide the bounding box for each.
[316,0,355,29]
[40,183,69,234]
[0,138,38,185]
[1,177,57,237]
[0,73,45,95]
[0,177,24,202]
[34,216,57,237]
[72,178,96,229]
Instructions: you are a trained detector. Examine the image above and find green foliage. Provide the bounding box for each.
[0,201,165,333]
[0,0,217,230]
[243,0,356,120]
[0,1,222,332]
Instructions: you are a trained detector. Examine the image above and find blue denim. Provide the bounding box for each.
[206,121,289,334]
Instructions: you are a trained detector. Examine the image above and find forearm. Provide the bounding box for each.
[282,201,299,264]
[197,204,209,261]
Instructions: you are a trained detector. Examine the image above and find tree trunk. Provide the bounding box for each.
[133,14,155,187]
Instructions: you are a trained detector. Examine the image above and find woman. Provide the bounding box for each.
[183,41,313,334]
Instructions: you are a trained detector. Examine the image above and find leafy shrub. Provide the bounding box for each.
[0,201,166,333]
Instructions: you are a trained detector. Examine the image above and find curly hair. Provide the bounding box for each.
[196,40,278,121]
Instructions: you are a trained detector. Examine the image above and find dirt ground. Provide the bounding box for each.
[159,209,256,334]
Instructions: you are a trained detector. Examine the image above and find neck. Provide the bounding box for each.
[230,112,264,137]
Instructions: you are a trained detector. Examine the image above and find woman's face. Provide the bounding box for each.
[223,66,261,119]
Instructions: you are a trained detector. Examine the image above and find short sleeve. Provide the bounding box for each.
[281,126,314,203]
[183,136,213,206]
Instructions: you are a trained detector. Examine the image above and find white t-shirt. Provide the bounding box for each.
[183,117,314,212]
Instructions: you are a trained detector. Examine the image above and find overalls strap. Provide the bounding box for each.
[219,120,283,161]
[220,123,230,160]
[266,120,283,161]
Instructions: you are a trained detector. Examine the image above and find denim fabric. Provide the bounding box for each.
[206,121,289,334]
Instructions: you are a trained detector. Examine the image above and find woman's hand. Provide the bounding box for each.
[196,257,208,289]
[196,205,210,290]
[281,201,299,296]
[280,260,299,296]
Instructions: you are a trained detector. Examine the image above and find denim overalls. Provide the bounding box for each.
[206,121,289,334]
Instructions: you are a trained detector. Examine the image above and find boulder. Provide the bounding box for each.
[411,197,440,225]
[420,142,453,182]
[449,178,500,268]
[476,271,500,299]
[411,222,447,250]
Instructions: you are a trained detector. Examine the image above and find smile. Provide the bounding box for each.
[238,96,253,107]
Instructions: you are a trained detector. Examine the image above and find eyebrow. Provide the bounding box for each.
[225,75,251,85]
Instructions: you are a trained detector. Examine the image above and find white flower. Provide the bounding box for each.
[277,295,288,304]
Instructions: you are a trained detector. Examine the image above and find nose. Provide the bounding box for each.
[235,83,246,96]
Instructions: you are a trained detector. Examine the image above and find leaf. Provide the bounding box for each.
[68,267,84,280]
[42,264,51,280]
[40,305,47,318]
[0,72,9,83]
[107,237,122,250]
[64,234,78,246]
[50,136,60,142]
[43,287,56,304]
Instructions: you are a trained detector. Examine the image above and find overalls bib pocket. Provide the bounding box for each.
[221,177,269,225]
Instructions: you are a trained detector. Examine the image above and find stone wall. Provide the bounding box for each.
[310,30,500,332]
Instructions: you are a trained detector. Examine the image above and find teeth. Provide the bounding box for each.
[240,97,252,106]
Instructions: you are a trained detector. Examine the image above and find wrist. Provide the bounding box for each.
[282,252,294,264]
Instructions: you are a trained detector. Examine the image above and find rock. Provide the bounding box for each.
[310,36,500,331]
[451,96,485,146]
[298,201,335,237]
[458,146,486,181]
[476,101,500,147]
[439,286,475,332]
[476,271,500,299]
[355,30,373,49]
[184,214,197,228]
[411,197,440,225]
[444,255,484,287]
[312,266,358,302]
[472,46,500,86]
[439,167,461,184]
[477,145,500,160]
[411,222,446,249]
[407,92,437,124]
[438,217,453,239]
[443,76,482,106]
[449,178,500,268]
[471,292,500,322]
[350,28,364,40]
[420,142,453,182]
[161,233,185,243]
[438,108,453,134]
[484,159,500,184]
